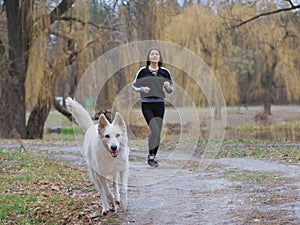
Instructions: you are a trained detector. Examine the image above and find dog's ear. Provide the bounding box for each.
[112,112,126,131]
[98,113,109,131]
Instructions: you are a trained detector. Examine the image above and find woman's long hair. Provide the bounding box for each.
[146,48,163,67]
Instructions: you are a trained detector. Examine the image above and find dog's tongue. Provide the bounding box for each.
[111,151,119,157]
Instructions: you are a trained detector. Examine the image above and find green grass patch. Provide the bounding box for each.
[43,111,85,141]
[236,121,300,142]
[0,148,120,224]
[237,121,300,132]
[61,127,84,135]
[210,139,300,163]
[224,169,276,183]
[43,126,84,141]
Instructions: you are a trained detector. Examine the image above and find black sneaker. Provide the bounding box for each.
[148,155,159,167]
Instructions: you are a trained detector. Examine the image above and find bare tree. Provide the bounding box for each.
[234,0,300,28]
[0,0,75,138]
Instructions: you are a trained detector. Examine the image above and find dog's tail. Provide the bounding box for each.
[65,97,94,132]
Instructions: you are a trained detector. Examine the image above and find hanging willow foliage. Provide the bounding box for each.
[165,5,239,106]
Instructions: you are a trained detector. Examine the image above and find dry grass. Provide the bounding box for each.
[0,147,120,224]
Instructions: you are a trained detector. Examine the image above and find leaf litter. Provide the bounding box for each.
[0,146,120,224]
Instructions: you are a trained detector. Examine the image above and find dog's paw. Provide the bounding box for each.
[102,210,109,216]
[109,202,118,212]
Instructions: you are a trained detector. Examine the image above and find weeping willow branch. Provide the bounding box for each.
[33,0,77,41]
[234,3,300,28]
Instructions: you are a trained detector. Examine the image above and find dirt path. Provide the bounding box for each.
[122,150,299,225]
[1,140,299,224]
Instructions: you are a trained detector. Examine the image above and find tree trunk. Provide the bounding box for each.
[26,69,57,138]
[0,0,32,138]
[25,0,76,139]
[26,97,52,139]
[0,0,76,139]
[0,73,27,138]
[262,92,272,115]
[263,100,272,115]
[214,105,222,120]
[214,88,222,120]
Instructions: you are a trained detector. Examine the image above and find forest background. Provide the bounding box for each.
[0,0,300,139]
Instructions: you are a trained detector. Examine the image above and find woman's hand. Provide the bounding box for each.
[163,81,170,89]
[143,87,151,93]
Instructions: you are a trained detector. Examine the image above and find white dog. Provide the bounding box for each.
[65,97,129,215]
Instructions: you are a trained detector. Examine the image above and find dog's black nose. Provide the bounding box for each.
[111,145,117,151]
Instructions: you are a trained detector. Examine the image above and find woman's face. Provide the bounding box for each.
[148,49,160,63]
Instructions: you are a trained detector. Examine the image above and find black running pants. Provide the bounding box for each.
[141,102,165,156]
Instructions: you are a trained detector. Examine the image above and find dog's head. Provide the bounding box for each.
[98,112,127,158]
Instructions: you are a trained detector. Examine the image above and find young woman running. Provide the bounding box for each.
[132,48,174,167]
